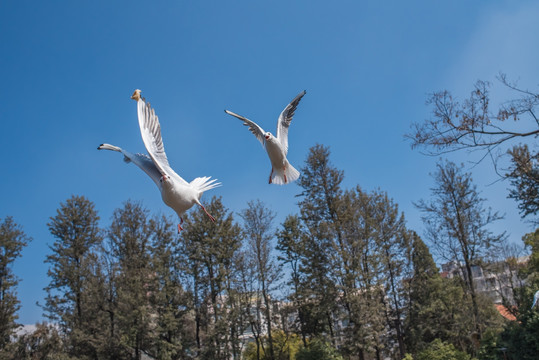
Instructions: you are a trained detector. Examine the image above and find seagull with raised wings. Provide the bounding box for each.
[98,89,220,232]
[225,90,306,185]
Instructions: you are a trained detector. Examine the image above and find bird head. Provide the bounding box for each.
[265,132,271,140]
[131,89,142,101]
[160,174,171,184]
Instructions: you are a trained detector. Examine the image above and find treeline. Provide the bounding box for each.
[1,144,539,360]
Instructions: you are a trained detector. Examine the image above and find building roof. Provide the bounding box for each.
[495,304,517,321]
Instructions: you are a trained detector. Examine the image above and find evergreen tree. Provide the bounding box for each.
[43,195,102,358]
[106,201,154,360]
[148,215,195,360]
[296,144,342,343]
[0,217,30,351]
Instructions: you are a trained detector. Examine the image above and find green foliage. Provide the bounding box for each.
[0,217,30,349]
[493,229,539,360]
[243,330,303,360]
[415,339,471,360]
[507,145,539,222]
[9,323,72,360]
[43,195,103,358]
[295,339,343,360]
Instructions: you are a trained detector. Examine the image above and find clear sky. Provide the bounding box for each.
[2,0,539,325]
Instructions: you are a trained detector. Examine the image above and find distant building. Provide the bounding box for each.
[440,256,529,305]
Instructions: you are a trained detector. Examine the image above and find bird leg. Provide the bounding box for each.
[177,218,184,233]
[200,205,216,222]
[283,166,288,184]
[269,168,273,184]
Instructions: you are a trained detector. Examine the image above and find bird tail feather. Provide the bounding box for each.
[271,163,300,185]
[190,176,222,195]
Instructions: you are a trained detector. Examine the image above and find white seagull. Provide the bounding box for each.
[98,89,221,232]
[225,90,306,185]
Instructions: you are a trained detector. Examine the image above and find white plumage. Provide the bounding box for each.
[98,89,220,232]
[225,90,306,185]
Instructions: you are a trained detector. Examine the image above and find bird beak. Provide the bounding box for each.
[265,135,270,140]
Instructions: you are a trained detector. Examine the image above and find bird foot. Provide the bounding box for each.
[201,205,216,223]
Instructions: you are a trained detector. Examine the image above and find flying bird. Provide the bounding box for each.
[225,90,306,185]
[98,89,221,232]
[532,290,539,309]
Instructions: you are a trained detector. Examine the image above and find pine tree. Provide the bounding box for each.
[106,201,154,360]
[0,217,30,351]
[296,144,342,344]
[43,195,102,358]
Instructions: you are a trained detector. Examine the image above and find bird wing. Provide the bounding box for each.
[128,153,164,189]
[533,290,539,308]
[136,96,188,185]
[276,90,306,155]
[225,110,266,147]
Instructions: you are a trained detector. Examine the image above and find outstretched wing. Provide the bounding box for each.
[136,94,188,185]
[276,90,306,155]
[225,110,266,147]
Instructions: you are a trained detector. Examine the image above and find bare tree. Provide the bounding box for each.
[407,74,539,161]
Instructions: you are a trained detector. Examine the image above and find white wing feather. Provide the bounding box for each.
[225,110,266,147]
[136,97,188,185]
[276,90,306,155]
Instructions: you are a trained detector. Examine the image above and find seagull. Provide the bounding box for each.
[225,90,306,185]
[532,290,539,309]
[98,89,221,232]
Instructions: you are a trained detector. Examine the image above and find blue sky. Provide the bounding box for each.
[2,0,539,325]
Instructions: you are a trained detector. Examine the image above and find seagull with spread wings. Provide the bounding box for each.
[225,90,306,185]
[98,89,220,232]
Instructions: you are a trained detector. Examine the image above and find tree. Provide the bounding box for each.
[415,161,506,338]
[0,217,30,351]
[43,195,103,358]
[11,322,70,360]
[407,75,539,221]
[276,215,309,347]
[106,201,154,360]
[295,339,344,360]
[415,339,471,360]
[240,200,280,360]
[507,144,539,222]
[147,214,194,360]
[296,144,342,344]
[407,74,539,161]
[404,232,483,355]
[180,196,243,359]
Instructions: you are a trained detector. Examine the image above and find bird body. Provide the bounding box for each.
[98,90,220,231]
[225,90,305,185]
